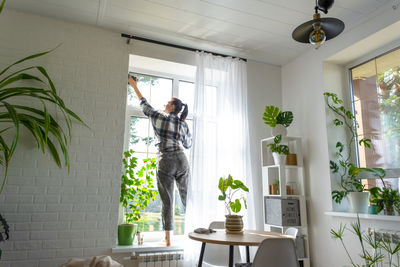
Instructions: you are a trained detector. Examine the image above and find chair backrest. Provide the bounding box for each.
[209,221,225,229]
[284,227,298,238]
[252,238,299,267]
[203,221,241,266]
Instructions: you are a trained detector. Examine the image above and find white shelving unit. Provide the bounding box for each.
[261,136,310,267]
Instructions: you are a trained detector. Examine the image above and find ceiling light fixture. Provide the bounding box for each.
[292,0,345,46]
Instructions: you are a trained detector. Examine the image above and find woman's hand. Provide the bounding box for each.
[128,75,143,100]
[128,75,137,88]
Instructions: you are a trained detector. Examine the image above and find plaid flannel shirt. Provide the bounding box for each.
[140,98,192,153]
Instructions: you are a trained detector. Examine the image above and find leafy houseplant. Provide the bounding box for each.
[263,105,293,137]
[369,185,400,215]
[267,135,289,165]
[263,106,294,128]
[324,92,386,206]
[0,0,85,256]
[218,174,249,233]
[331,215,400,266]
[119,149,158,245]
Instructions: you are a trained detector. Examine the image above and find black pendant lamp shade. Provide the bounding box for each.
[292,0,345,44]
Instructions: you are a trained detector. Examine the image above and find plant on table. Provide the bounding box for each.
[324,92,386,204]
[0,0,85,257]
[120,149,158,223]
[218,174,249,216]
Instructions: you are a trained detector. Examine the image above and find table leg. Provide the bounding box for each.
[198,242,206,267]
[229,245,234,267]
[246,246,250,263]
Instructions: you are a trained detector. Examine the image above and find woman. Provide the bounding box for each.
[128,75,191,246]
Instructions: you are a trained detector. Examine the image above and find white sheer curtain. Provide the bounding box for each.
[183,52,255,266]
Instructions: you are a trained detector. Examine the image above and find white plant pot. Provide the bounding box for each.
[271,125,287,137]
[272,153,287,166]
[347,192,369,214]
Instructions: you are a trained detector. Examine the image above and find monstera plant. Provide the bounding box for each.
[0,0,85,257]
[263,105,293,128]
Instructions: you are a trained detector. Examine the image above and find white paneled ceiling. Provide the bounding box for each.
[4,0,393,65]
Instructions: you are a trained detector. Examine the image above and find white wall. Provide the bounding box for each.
[247,61,281,230]
[0,8,281,267]
[0,9,128,267]
[282,3,400,267]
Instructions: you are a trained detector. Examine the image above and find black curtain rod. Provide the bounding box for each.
[121,33,247,62]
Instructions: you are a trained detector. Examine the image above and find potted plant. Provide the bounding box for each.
[369,184,400,215]
[263,105,293,137]
[266,135,290,165]
[324,92,386,213]
[119,150,158,245]
[218,174,249,234]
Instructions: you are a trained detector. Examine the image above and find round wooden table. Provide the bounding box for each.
[188,230,290,267]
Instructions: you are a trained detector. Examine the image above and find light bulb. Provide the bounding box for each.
[309,22,326,45]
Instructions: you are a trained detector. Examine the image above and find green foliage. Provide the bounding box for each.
[369,186,400,214]
[0,3,86,194]
[218,174,248,216]
[120,150,158,223]
[330,215,400,266]
[324,92,386,203]
[262,105,293,128]
[266,134,289,155]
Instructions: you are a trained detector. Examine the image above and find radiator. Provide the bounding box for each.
[132,250,184,267]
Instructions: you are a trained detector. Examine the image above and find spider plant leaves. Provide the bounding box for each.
[0,47,85,194]
[0,46,59,77]
[0,0,4,14]
[0,73,44,89]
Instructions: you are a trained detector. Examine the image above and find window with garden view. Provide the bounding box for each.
[350,47,400,191]
[124,70,194,235]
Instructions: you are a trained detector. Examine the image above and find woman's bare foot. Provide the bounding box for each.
[158,230,172,246]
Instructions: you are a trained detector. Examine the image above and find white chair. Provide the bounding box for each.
[203,221,241,266]
[252,238,300,267]
[284,227,298,238]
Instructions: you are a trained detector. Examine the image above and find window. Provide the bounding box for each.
[124,56,196,235]
[350,46,400,190]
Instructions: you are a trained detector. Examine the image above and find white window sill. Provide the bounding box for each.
[325,211,400,222]
[112,234,186,254]
[112,242,185,254]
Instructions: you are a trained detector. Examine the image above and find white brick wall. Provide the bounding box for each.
[0,8,128,266]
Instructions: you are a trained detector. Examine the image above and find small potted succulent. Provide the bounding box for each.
[119,150,158,245]
[218,174,249,234]
[263,105,293,137]
[267,135,290,165]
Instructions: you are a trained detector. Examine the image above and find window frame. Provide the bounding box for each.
[124,67,195,152]
[348,45,400,179]
[122,67,195,235]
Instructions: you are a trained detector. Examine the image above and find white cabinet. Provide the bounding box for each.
[261,136,310,267]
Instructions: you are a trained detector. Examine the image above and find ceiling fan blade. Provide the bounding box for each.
[292,17,345,43]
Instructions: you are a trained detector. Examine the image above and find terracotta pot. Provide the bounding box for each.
[225,215,243,234]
